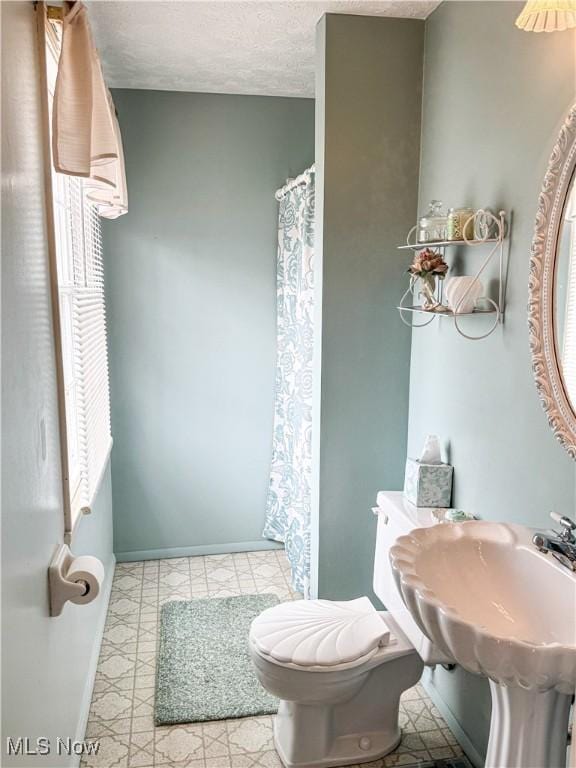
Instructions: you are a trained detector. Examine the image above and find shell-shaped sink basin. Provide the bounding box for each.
[389,521,576,693]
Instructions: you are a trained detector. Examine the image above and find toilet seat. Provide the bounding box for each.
[250,596,392,671]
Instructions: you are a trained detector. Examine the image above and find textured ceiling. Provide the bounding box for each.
[87,1,439,98]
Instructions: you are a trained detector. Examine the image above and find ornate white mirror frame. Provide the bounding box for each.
[529,104,576,459]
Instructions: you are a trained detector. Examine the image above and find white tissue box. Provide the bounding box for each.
[404,458,453,508]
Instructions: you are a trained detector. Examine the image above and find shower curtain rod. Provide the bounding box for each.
[275,165,315,201]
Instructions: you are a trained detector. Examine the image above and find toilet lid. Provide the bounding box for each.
[250,596,390,668]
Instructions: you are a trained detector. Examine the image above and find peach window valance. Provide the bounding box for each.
[52,2,127,219]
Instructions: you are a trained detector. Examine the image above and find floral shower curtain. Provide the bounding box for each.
[262,166,315,598]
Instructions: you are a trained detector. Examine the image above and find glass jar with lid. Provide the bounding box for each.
[447,207,475,241]
[417,200,447,243]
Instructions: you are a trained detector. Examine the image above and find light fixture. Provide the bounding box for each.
[516,0,576,32]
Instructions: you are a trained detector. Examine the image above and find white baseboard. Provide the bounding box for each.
[115,539,283,562]
[421,675,485,768]
[72,554,116,765]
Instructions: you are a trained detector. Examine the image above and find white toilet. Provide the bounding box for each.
[249,491,451,768]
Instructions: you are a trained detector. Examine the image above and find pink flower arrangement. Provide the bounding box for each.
[408,248,449,280]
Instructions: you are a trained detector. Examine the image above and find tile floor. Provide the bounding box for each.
[83,550,464,768]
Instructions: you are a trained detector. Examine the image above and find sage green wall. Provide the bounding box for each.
[408,2,576,762]
[104,90,314,559]
[1,3,115,764]
[314,14,424,601]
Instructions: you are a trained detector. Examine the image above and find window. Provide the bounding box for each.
[41,13,112,535]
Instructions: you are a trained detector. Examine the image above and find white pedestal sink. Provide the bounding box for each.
[389,521,576,768]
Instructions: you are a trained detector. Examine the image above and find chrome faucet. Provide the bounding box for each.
[532,512,576,572]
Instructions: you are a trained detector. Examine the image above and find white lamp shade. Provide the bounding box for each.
[516,0,576,32]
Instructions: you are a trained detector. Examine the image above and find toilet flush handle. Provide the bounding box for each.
[371,507,388,523]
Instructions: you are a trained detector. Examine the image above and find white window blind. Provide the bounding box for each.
[44,15,112,530]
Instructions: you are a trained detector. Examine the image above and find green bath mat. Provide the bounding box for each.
[155,594,279,725]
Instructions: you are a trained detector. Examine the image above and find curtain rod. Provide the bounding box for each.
[275,165,315,201]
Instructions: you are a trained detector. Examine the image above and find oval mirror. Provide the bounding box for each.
[555,170,576,412]
[529,104,576,459]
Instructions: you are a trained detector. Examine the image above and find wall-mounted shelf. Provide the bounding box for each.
[397,305,497,317]
[397,237,500,251]
[397,209,508,341]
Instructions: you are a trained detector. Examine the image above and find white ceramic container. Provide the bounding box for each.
[444,276,483,314]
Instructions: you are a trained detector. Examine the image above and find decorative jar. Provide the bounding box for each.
[447,208,475,241]
[417,200,447,243]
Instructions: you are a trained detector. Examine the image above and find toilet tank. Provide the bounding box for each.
[373,491,451,665]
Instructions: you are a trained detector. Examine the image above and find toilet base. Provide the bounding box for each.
[270,650,423,768]
[273,715,402,768]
